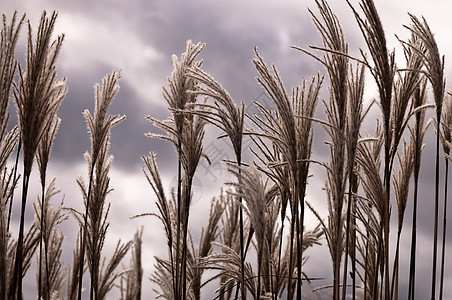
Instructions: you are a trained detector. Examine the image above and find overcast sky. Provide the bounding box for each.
[3,0,452,299]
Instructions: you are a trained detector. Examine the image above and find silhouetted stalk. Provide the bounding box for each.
[431,109,441,300]
[182,174,193,300]
[438,158,448,300]
[12,170,30,299]
[407,83,426,300]
[391,228,402,300]
[407,172,419,300]
[287,207,296,300]
[38,176,50,300]
[175,139,182,300]
[342,171,355,300]
[78,163,94,300]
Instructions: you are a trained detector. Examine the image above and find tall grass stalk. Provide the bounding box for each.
[439,91,452,299]
[344,63,365,300]
[33,178,66,299]
[147,40,205,300]
[294,0,348,297]
[347,0,396,297]
[36,116,60,300]
[407,78,428,300]
[12,11,66,299]
[252,48,321,299]
[186,65,247,299]
[404,14,445,299]
[0,12,24,233]
[77,71,126,300]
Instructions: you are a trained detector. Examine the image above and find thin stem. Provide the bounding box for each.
[431,112,441,300]
[38,177,47,300]
[182,175,193,300]
[238,160,246,300]
[78,162,95,300]
[342,172,354,300]
[12,169,30,300]
[391,228,402,300]
[287,208,296,300]
[408,99,422,300]
[175,139,182,300]
[439,159,448,299]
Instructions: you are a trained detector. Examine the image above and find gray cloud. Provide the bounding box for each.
[4,0,452,298]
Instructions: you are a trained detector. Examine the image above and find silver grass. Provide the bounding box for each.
[33,178,66,300]
[191,198,223,300]
[391,139,416,298]
[228,164,269,298]
[97,240,132,300]
[77,71,126,300]
[8,223,40,298]
[0,167,19,298]
[252,47,322,300]
[405,14,445,299]
[390,138,415,298]
[182,66,249,299]
[36,116,61,300]
[198,242,257,299]
[0,12,24,140]
[120,229,143,300]
[186,65,245,161]
[437,91,452,299]
[13,11,66,175]
[218,191,240,300]
[12,11,66,299]
[146,40,206,300]
[298,2,350,294]
[346,0,396,296]
[342,62,366,300]
[67,235,82,300]
[407,77,429,299]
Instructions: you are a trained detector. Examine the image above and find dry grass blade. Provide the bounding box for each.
[120,229,143,300]
[0,12,25,139]
[191,198,223,300]
[198,242,257,299]
[0,167,19,298]
[393,140,415,231]
[33,178,67,300]
[67,235,82,300]
[404,15,444,112]
[186,66,245,160]
[347,0,394,127]
[97,239,133,300]
[228,164,270,297]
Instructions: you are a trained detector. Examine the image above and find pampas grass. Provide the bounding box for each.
[405,14,445,300]
[76,70,128,300]
[12,11,66,299]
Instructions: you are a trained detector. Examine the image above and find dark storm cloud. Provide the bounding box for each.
[51,62,172,171]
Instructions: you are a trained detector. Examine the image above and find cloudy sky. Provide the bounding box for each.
[3,0,452,299]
